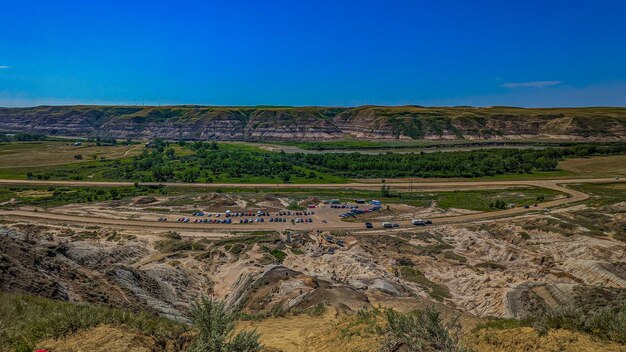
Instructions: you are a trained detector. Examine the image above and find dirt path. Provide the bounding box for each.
[0,178,619,232]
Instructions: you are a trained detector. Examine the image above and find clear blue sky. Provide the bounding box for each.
[1,0,625,107]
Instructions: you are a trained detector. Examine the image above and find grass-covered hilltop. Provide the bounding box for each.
[1,105,626,141]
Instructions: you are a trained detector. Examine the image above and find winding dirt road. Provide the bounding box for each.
[0,178,620,232]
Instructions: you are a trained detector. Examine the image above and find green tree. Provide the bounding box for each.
[381,184,391,197]
[165,148,175,159]
[188,297,261,352]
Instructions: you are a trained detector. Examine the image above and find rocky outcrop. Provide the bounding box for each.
[1,105,625,141]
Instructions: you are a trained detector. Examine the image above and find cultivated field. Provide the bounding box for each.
[558,154,626,177]
[0,141,141,168]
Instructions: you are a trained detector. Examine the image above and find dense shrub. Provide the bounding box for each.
[188,297,261,352]
[380,307,471,352]
[531,300,626,343]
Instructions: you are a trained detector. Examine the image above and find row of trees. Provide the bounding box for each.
[0,132,47,142]
[98,142,626,183]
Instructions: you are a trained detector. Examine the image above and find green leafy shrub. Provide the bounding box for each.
[380,307,472,352]
[188,297,261,352]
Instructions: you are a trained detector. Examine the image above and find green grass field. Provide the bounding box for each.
[571,182,626,206]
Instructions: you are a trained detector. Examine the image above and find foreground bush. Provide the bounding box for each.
[380,307,472,352]
[189,296,261,352]
[476,288,626,344]
[531,301,626,343]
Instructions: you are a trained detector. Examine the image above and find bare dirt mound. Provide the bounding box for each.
[240,266,370,315]
[132,196,158,205]
[37,325,158,352]
[298,197,320,207]
[196,192,238,208]
[255,195,287,210]
[0,228,69,300]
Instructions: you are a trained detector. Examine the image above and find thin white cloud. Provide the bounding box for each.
[500,81,561,88]
[0,66,10,69]
[417,80,626,107]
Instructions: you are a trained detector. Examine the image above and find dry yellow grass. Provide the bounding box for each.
[14,189,54,198]
[37,325,157,352]
[36,315,626,352]
[466,327,626,352]
[0,141,141,168]
[558,154,626,177]
[237,309,380,352]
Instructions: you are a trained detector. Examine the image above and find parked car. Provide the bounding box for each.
[365,222,373,228]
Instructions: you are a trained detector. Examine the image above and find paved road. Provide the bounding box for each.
[0,177,620,232]
[0,177,619,190]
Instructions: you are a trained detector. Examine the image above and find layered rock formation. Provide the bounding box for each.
[1,105,625,141]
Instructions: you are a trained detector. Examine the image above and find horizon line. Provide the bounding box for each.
[2,104,626,109]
